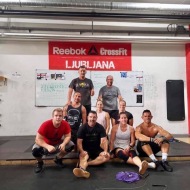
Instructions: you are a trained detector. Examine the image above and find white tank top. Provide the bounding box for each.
[114,124,131,149]
[97,111,107,129]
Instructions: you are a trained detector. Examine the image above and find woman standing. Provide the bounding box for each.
[96,100,110,136]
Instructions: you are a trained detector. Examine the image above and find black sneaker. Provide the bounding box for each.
[54,157,65,168]
[160,161,173,172]
[154,161,160,170]
[34,161,44,173]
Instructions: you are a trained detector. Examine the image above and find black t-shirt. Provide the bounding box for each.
[69,78,94,106]
[112,110,133,125]
[77,122,106,152]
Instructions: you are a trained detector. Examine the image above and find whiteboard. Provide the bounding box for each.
[35,70,143,107]
[91,71,143,107]
[35,69,90,106]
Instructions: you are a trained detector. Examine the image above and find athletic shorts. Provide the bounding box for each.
[137,140,163,157]
[87,149,104,160]
[32,140,74,157]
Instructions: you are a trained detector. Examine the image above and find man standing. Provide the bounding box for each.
[135,109,173,172]
[67,65,94,116]
[98,75,123,126]
[63,92,87,146]
[73,111,110,178]
[32,108,74,173]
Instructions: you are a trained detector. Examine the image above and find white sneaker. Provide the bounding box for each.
[148,162,156,169]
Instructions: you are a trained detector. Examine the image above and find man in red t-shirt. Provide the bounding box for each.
[32,108,74,173]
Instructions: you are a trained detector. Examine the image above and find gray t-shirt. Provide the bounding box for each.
[69,78,94,106]
[98,85,121,110]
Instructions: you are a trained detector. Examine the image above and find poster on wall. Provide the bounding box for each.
[49,41,131,71]
[35,69,143,107]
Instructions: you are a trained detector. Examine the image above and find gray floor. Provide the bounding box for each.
[1,135,190,190]
[0,161,190,190]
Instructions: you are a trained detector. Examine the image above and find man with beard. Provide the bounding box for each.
[73,111,110,178]
[63,92,86,147]
[98,75,123,126]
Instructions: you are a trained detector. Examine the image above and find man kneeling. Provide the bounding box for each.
[73,111,110,178]
[32,108,74,173]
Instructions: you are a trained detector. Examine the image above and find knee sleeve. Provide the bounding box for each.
[117,150,129,162]
[32,147,44,157]
[129,149,137,158]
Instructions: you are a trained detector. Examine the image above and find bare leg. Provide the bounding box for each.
[88,153,110,166]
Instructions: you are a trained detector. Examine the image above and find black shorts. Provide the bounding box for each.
[137,141,161,157]
[71,129,78,145]
[103,109,118,119]
[87,149,103,160]
[83,104,91,116]
[111,147,137,159]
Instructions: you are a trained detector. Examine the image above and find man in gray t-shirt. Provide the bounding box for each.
[98,75,122,125]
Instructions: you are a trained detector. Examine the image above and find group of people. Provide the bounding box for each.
[32,66,174,178]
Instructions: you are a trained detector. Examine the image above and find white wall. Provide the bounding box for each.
[0,41,188,136]
[130,44,188,134]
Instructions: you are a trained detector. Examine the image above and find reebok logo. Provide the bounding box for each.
[53,47,86,55]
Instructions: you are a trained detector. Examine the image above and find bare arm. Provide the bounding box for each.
[100,137,108,152]
[35,133,56,153]
[109,125,117,151]
[61,133,71,146]
[35,132,49,149]
[105,112,110,135]
[118,95,123,102]
[67,87,73,104]
[77,138,84,153]
[91,88,95,96]
[63,105,68,117]
[81,106,87,124]
[157,126,173,140]
[129,127,136,147]
[97,94,102,101]
[135,126,151,142]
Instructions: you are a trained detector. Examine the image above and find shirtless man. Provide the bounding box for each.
[135,109,173,172]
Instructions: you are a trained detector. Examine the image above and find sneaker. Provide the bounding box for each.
[139,160,148,175]
[34,161,44,173]
[160,161,173,172]
[154,161,160,170]
[148,162,156,169]
[54,157,65,168]
[73,167,90,178]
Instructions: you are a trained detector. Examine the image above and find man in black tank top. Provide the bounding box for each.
[63,92,87,145]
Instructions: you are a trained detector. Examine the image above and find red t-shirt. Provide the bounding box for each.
[38,119,71,145]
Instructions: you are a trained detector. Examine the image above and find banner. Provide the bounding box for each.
[49,41,131,71]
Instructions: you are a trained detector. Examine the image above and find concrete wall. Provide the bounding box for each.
[0,41,188,136]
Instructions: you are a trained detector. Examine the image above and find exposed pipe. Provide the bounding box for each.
[1,32,190,44]
[1,10,190,21]
[0,1,190,16]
